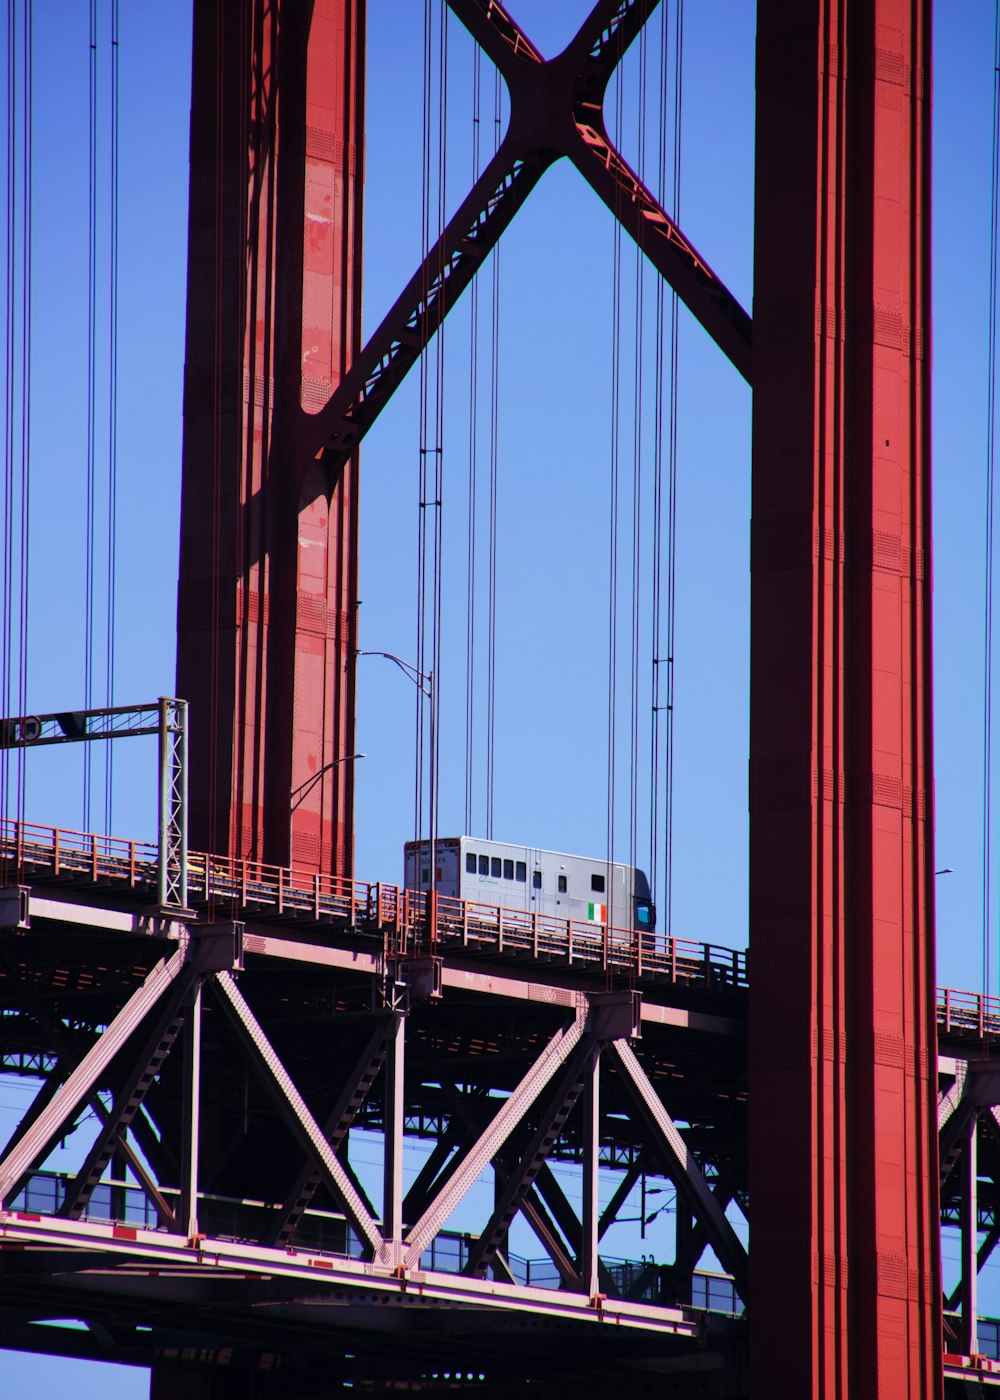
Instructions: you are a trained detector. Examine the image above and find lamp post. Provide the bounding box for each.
[357,650,436,890]
[289,752,366,813]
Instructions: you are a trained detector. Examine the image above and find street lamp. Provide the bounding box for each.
[290,752,365,813]
[357,649,437,884]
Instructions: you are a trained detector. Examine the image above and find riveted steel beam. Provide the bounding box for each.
[269,1017,392,1247]
[465,1036,598,1278]
[0,947,188,1206]
[402,1003,587,1267]
[610,1038,748,1301]
[58,968,200,1221]
[212,971,385,1260]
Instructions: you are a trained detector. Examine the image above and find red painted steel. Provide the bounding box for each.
[749,2,940,1395]
[176,1,364,877]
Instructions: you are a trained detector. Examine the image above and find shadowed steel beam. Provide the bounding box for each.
[0,947,188,1205]
[179,982,202,1237]
[59,969,199,1221]
[402,1119,462,1225]
[599,1161,641,1240]
[383,1013,405,1244]
[580,1046,600,1296]
[402,1005,587,1267]
[959,1118,978,1355]
[213,971,384,1259]
[269,1017,391,1246]
[442,1084,579,1286]
[610,1038,748,1300]
[0,970,178,1228]
[465,1037,597,1278]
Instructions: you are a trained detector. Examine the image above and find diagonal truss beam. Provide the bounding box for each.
[599,1160,642,1240]
[440,1082,582,1287]
[212,972,385,1260]
[464,1037,598,1278]
[610,1038,748,1300]
[0,947,188,1206]
[302,0,749,485]
[59,969,200,1220]
[402,1004,587,1268]
[268,1017,392,1247]
[0,955,178,1213]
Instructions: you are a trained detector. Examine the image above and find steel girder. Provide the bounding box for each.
[0,890,753,1388]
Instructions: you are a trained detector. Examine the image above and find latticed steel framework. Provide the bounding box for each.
[0,1,954,1397]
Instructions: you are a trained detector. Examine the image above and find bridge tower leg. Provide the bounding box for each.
[177,0,364,878]
[750,1,940,1395]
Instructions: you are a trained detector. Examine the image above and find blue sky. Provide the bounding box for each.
[1,0,997,1390]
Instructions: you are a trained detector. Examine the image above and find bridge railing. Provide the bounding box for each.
[938,985,1000,1040]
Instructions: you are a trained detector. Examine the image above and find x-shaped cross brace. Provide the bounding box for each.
[300,0,752,486]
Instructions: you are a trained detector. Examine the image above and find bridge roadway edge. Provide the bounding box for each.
[0,855,994,1395]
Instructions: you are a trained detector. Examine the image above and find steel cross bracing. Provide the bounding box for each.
[302,0,750,489]
[0,881,997,1391]
[0,885,752,1390]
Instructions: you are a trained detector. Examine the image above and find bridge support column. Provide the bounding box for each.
[178,0,364,877]
[750,1,940,1395]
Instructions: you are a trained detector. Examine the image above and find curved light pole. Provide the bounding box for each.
[357,650,437,889]
[290,753,366,814]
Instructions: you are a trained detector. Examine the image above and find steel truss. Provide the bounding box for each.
[1,887,998,1392]
[0,886,751,1389]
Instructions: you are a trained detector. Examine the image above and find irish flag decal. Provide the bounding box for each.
[588,902,607,922]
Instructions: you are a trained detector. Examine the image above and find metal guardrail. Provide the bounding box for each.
[8,1169,739,1309]
[0,817,748,990]
[3,818,999,1029]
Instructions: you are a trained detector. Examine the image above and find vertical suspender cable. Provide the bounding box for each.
[16,0,32,830]
[649,0,668,917]
[104,0,119,835]
[649,0,682,939]
[425,2,445,873]
[664,0,684,936]
[984,0,1000,995]
[464,46,481,835]
[485,68,501,841]
[416,0,432,854]
[83,0,98,830]
[1,0,13,849]
[606,58,624,926]
[629,20,648,909]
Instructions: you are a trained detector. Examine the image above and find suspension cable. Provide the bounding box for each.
[984,0,1000,994]
[629,16,648,901]
[83,0,99,830]
[607,56,624,929]
[485,66,501,841]
[664,0,684,939]
[16,0,31,834]
[103,0,119,835]
[2,0,14,848]
[464,44,481,835]
[649,0,682,940]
